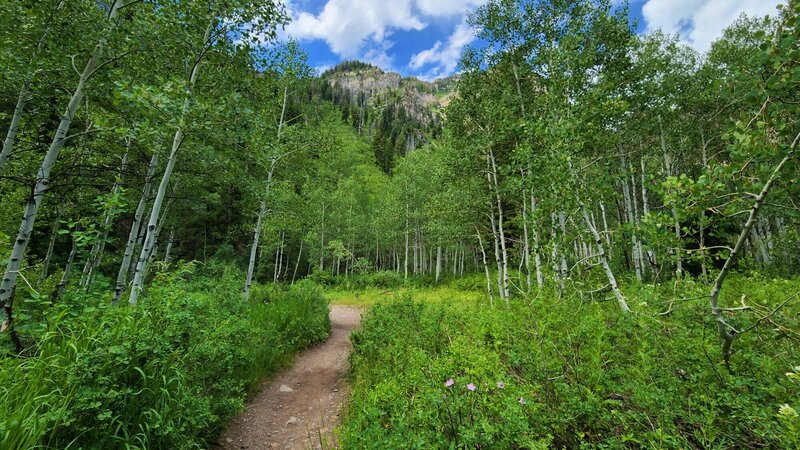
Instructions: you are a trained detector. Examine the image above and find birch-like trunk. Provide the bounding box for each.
[640,157,656,269]
[435,245,442,283]
[622,173,642,281]
[531,196,543,287]
[128,21,212,305]
[404,203,409,280]
[660,117,683,277]
[291,239,304,284]
[39,207,62,283]
[582,207,629,312]
[520,182,532,293]
[710,132,799,367]
[113,153,157,304]
[488,149,510,301]
[475,228,494,307]
[1,1,124,316]
[558,211,569,280]
[82,150,129,287]
[162,230,174,263]
[243,200,266,301]
[570,161,629,312]
[0,0,65,176]
[53,229,79,302]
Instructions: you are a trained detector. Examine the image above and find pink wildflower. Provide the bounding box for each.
[445,378,454,388]
[497,382,505,389]
[467,383,477,391]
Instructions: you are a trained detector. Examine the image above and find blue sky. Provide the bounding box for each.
[278,0,783,80]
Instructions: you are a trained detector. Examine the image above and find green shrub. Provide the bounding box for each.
[0,262,330,449]
[342,277,800,448]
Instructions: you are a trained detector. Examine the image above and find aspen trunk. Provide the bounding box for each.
[292,239,304,284]
[582,207,629,312]
[128,21,212,305]
[113,153,157,304]
[243,200,266,301]
[710,132,798,367]
[622,174,642,281]
[1,1,125,315]
[475,228,494,307]
[531,196,543,287]
[488,149,510,301]
[0,0,65,176]
[82,151,129,287]
[570,161,629,311]
[163,230,174,263]
[0,87,32,176]
[489,207,504,302]
[404,203,409,280]
[661,117,683,277]
[435,245,442,283]
[521,181,532,293]
[558,211,569,280]
[53,227,79,302]
[39,207,62,283]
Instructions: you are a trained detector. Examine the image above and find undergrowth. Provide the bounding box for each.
[0,262,330,449]
[341,276,800,448]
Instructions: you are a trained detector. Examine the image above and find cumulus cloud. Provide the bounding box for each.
[285,0,425,58]
[415,0,488,17]
[283,0,487,74]
[642,0,782,53]
[409,21,475,79]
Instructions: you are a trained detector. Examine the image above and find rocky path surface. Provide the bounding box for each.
[220,306,362,449]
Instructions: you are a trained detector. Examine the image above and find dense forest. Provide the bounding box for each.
[1,0,799,448]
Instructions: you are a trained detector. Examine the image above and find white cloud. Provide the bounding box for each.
[284,0,425,59]
[283,0,487,73]
[642,0,782,53]
[415,0,488,17]
[409,21,475,79]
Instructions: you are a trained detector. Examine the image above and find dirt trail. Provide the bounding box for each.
[220,306,362,450]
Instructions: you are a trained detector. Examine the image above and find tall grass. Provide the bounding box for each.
[0,262,330,449]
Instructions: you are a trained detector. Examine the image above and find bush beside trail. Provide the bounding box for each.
[341,277,800,448]
[0,263,330,450]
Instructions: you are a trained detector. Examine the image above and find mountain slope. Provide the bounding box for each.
[316,61,458,173]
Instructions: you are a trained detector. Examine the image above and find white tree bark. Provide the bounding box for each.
[404,202,410,280]
[81,150,129,287]
[0,0,66,176]
[660,117,683,277]
[520,181,532,293]
[39,207,62,283]
[128,21,212,305]
[1,1,125,314]
[113,153,157,304]
[163,229,174,263]
[710,132,799,366]
[291,239,304,284]
[488,149,510,301]
[475,227,494,307]
[622,173,642,281]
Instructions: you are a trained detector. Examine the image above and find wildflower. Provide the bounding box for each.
[778,404,798,418]
[518,397,526,405]
[467,383,476,391]
[497,382,505,389]
[445,378,454,388]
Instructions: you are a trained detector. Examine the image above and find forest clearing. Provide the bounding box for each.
[1,0,800,448]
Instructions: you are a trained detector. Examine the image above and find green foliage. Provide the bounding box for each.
[0,262,330,449]
[342,278,800,448]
